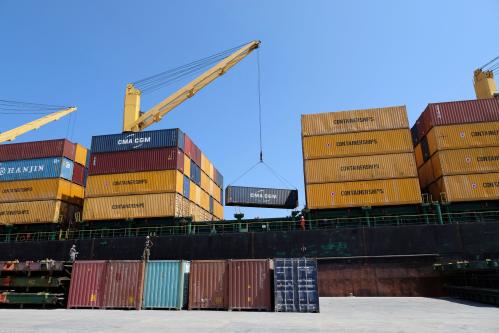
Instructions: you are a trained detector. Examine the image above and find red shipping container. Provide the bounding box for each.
[191,144,202,166]
[88,148,184,175]
[413,98,499,144]
[72,163,86,186]
[189,260,228,310]
[67,261,106,309]
[184,134,192,158]
[228,259,272,311]
[102,260,144,310]
[0,139,76,162]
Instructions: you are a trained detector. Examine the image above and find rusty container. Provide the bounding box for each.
[102,260,144,310]
[188,260,228,310]
[67,261,107,308]
[228,259,272,311]
[0,138,76,162]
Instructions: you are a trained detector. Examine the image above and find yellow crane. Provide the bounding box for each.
[122,40,260,132]
[0,106,76,143]
[473,56,499,99]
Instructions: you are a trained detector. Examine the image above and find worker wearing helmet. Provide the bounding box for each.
[143,236,154,261]
[69,244,79,262]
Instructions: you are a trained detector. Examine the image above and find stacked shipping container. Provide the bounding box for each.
[412,98,499,202]
[0,139,88,225]
[82,129,223,221]
[302,106,422,209]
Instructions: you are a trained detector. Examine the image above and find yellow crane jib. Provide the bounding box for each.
[0,107,77,143]
[473,56,499,100]
[123,40,261,132]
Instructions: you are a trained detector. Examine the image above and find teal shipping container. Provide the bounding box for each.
[143,260,190,309]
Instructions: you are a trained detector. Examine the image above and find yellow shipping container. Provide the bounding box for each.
[304,153,417,184]
[85,170,183,198]
[75,144,88,166]
[426,121,499,157]
[200,190,210,211]
[201,172,210,192]
[184,155,191,178]
[431,147,499,179]
[0,179,84,204]
[208,163,214,181]
[414,144,424,168]
[301,106,408,136]
[212,183,221,203]
[302,129,413,159]
[417,159,435,189]
[82,192,187,221]
[213,200,224,219]
[0,200,79,225]
[428,173,499,203]
[189,181,202,206]
[208,178,214,196]
[306,178,422,209]
[201,153,210,175]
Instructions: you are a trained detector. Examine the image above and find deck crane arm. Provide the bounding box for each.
[473,56,499,99]
[123,40,261,132]
[0,107,76,143]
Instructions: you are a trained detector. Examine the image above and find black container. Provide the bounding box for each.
[274,258,319,313]
[225,186,298,209]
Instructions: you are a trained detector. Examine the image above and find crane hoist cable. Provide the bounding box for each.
[227,47,296,190]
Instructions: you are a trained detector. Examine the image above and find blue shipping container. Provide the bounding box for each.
[90,128,184,153]
[183,175,190,198]
[274,258,320,313]
[0,157,74,182]
[190,161,201,185]
[143,260,190,309]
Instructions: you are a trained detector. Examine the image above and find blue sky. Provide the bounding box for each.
[1,0,498,218]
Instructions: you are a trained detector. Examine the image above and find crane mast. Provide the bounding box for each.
[473,56,499,99]
[0,107,76,143]
[123,40,261,132]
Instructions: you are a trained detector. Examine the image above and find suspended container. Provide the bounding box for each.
[228,259,272,311]
[67,261,107,309]
[274,258,320,313]
[225,186,298,209]
[188,260,228,310]
[143,260,190,310]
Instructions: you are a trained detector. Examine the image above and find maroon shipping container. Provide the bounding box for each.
[188,260,228,310]
[67,261,106,309]
[102,260,144,310]
[0,139,76,162]
[88,147,184,175]
[228,259,272,311]
[191,143,202,166]
[72,163,86,186]
[413,98,499,144]
[184,134,192,158]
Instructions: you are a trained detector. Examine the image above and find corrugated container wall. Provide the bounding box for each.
[274,258,320,313]
[188,260,228,310]
[302,129,413,159]
[143,260,189,309]
[228,259,272,311]
[225,186,298,209]
[74,144,88,166]
[90,128,184,153]
[102,261,144,310]
[67,261,107,309]
[0,139,76,162]
[431,147,499,179]
[412,98,499,144]
[72,163,86,186]
[304,153,417,183]
[0,157,74,182]
[0,200,80,225]
[428,173,499,203]
[306,178,422,209]
[301,106,408,136]
[88,148,184,175]
[0,179,84,204]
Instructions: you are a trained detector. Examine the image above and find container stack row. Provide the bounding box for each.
[67,259,319,312]
[412,98,499,203]
[0,139,88,225]
[302,106,422,209]
[82,128,224,222]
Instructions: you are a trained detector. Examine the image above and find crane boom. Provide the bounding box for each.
[473,56,498,99]
[0,107,76,143]
[123,40,261,132]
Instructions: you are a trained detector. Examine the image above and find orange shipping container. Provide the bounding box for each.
[201,153,210,174]
[304,153,417,184]
[0,200,80,225]
[301,106,409,136]
[428,173,499,203]
[306,178,422,209]
[75,144,88,166]
[209,163,215,181]
[431,147,499,179]
[417,159,435,190]
[302,129,413,159]
[82,193,187,221]
[201,172,210,192]
[200,190,210,212]
[414,144,424,168]
[184,155,191,178]
[212,183,221,203]
[425,121,499,157]
[85,170,183,198]
[213,200,224,219]
[189,181,202,206]
[0,179,84,204]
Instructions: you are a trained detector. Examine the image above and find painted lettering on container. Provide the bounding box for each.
[117,134,152,149]
[336,139,377,147]
[111,203,145,209]
[477,155,499,162]
[340,164,380,171]
[341,189,384,196]
[112,179,148,186]
[333,117,375,125]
